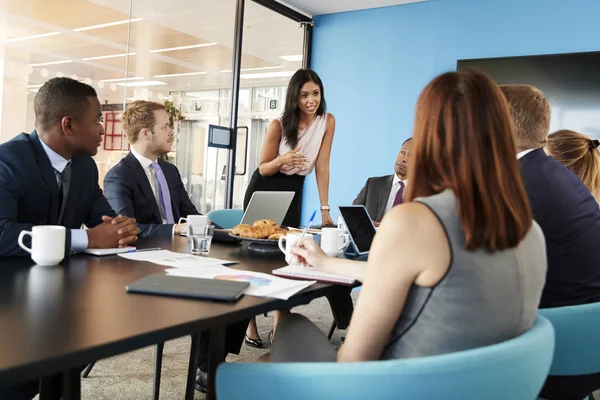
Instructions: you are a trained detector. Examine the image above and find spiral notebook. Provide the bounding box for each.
[272,265,355,285]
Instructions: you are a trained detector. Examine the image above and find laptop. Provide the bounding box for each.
[338,205,377,256]
[126,274,249,302]
[241,191,295,226]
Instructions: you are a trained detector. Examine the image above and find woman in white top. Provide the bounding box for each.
[243,69,336,348]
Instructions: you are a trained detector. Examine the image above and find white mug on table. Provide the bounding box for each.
[177,215,208,236]
[278,232,314,265]
[320,227,350,257]
[18,225,66,266]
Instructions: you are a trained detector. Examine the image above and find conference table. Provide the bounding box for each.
[0,236,354,400]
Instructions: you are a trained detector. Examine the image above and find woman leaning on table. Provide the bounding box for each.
[243,68,336,348]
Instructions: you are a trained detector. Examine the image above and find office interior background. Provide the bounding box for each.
[2,0,600,224]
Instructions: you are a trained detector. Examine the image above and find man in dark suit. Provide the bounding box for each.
[103,100,200,238]
[0,78,139,399]
[353,138,412,225]
[103,100,239,393]
[502,84,600,400]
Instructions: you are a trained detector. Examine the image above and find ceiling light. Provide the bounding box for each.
[7,32,60,42]
[153,72,207,78]
[241,71,296,80]
[29,88,40,93]
[116,80,166,87]
[29,60,72,67]
[27,84,43,88]
[82,52,135,61]
[73,18,143,32]
[279,55,303,62]
[99,77,144,82]
[150,43,216,53]
[221,66,283,73]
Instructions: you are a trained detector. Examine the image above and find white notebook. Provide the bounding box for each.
[272,265,355,285]
[84,247,136,256]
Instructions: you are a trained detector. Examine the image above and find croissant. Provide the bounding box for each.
[231,224,252,236]
[253,219,278,228]
[267,228,288,240]
[238,226,264,239]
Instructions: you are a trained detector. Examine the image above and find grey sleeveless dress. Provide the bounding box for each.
[381,189,547,360]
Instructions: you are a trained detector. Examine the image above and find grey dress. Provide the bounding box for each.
[381,189,547,359]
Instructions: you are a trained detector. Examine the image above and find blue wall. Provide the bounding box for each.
[301,0,600,224]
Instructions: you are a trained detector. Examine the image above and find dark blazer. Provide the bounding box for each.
[103,152,199,238]
[0,131,116,257]
[353,175,394,222]
[520,149,600,308]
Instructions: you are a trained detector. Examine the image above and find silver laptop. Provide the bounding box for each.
[242,191,295,226]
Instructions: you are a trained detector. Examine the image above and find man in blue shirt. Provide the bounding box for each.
[0,77,139,399]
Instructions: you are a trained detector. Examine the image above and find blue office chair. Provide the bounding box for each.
[217,316,555,400]
[207,209,244,229]
[538,302,600,400]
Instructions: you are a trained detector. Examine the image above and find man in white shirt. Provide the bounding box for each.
[104,100,203,238]
[353,138,412,226]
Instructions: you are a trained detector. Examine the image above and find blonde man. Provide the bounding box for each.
[104,100,201,238]
[501,85,600,400]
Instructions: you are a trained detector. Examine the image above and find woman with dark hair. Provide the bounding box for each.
[243,68,335,228]
[267,70,547,363]
[546,129,600,205]
[243,69,336,348]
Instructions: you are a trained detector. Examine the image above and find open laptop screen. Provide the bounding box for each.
[339,206,377,255]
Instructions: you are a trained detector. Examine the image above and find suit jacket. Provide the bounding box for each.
[103,152,200,238]
[0,131,116,257]
[353,175,394,222]
[520,149,600,308]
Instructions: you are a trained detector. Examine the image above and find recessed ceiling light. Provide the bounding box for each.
[27,84,44,88]
[73,18,143,32]
[221,66,283,73]
[241,71,296,80]
[82,52,135,61]
[150,43,217,53]
[116,80,166,87]
[153,72,207,78]
[99,77,144,82]
[29,88,40,93]
[279,55,303,62]
[29,60,73,67]
[7,32,60,42]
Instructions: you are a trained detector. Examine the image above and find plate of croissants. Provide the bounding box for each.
[229,219,288,243]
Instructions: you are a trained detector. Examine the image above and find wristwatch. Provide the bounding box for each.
[320,205,330,211]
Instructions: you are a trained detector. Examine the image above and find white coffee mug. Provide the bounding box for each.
[18,226,66,266]
[178,215,208,236]
[337,216,348,232]
[320,227,350,257]
[278,232,314,265]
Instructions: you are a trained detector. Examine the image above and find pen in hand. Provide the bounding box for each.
[294,210,316,266]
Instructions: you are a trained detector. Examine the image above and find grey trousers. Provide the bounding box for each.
[270,314,337,362]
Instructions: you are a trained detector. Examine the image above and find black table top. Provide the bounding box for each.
[0,237,337,386]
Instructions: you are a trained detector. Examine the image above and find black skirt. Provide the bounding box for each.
[243,169,305,228]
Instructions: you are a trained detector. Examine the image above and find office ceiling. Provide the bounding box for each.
[282,0,427,16]
[3,0,304,104]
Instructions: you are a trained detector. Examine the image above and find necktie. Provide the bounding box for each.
[392,181,405,207]
[57,162,71,225]
[151,161,175,224]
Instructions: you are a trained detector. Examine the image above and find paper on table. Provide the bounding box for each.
[118,250,237,268]
[166,265,315,300]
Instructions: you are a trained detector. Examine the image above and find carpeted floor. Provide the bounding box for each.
[76,295,347,400]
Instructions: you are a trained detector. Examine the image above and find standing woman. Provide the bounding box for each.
[243,69,336,347]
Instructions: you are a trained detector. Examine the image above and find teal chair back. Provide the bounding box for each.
[539,302,600,376]
[217,316,555,400]
[207,209,244,229]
